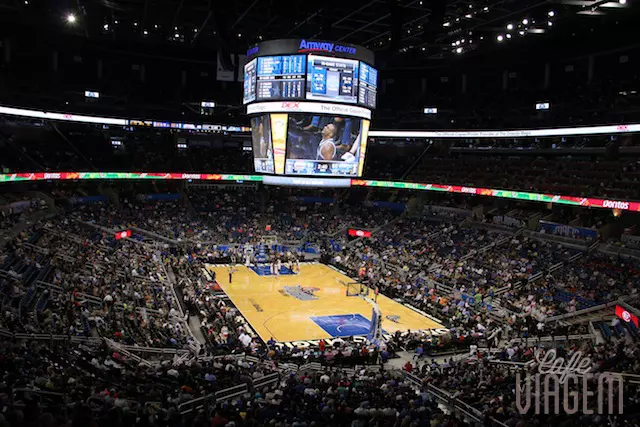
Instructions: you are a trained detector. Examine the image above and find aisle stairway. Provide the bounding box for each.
[256,243,267,264]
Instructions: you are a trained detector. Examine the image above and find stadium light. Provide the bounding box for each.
[506,34,512,39]
[548,21,553,26]
[522,18,529,25]
[456,47,463,54]
[497,34,504,42]
[66,13,76,24]
[548,10,555,17]
[507,23,514,30]
[619,0,627,4]
[519,30,525,36]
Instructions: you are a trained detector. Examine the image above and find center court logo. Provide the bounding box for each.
[516,349,624,415]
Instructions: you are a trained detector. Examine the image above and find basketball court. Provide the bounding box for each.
[207,263,446,343]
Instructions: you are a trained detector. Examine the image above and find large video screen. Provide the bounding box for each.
[256,55,306,101]
[243,59,257,104]
[358,62,377,108]
[285,114,370,177]
[306,55,359,104]
[250,115,274,173]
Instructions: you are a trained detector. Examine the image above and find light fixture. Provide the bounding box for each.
[154,24,158,29]
[522,18,529,25]
[456,47,463,54]
[194,28,198,33]
[548,10,555,17]
[133,22,138,27]
[465,13,472,18]
[519,30,525,35]
[548,21,553,26]
[497,34,504,42]
[143,30,148,35]
[506,33,512,39]
[103,23,109,30]
[174,33,180,38]
[443,21,451,27]
[455,40,461,45]
[619,0,627,4]
[238,33,242,37]
[24,0,28,4]
[507,23,514,30]
[483,6,489,11]
[66,13,76,23]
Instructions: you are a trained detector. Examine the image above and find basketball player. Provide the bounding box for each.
[275,258,282,276]
[316,123,337,161]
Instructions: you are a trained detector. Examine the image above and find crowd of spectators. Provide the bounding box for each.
[1,187,640,427]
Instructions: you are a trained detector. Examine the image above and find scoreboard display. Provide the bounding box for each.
[244,39,376,178]
[243,40,377,110]
[358,62,378,109]
[306,56,359,104]
[256,55,306,101]
[243,59,257,104]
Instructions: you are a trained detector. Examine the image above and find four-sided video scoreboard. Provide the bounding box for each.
[243,39,377,178]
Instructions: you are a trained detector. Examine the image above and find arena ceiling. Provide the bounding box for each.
[0,0,636,65]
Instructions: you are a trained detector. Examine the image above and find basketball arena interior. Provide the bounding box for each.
[0,1,640,426]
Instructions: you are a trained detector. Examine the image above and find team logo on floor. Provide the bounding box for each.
[283,285,320,300]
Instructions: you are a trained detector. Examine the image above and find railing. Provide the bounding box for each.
[544,299,624,322]
[407,378,509,427]
[177,374,278,415]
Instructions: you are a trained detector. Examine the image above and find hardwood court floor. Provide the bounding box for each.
[207,263,445,343]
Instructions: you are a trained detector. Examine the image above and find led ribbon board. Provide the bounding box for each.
[350,180,640,212]
[1,173,638,212]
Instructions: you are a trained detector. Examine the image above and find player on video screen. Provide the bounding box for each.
[316,123,337,160]
[257,120,272,159]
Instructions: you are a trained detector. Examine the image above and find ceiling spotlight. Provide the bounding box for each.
[483,6,489,11]
[133,22,138,27]
[66,13,76,23]
[238,33,242,37]
[451,41,456,46]
[456,47,463,54]
[506,33,512,39]
[519,30,525,35]
[497,34,504,42]
[619,0,627,4]
[174,26,178,30]
[480,35,484,40]
[143,30,148,35]
[194,28,198,33]
[174,33,180,38]
[548,10,555,17]
[548,21,553,26]
[455,40,461,45]
[507,23,514,30]
[154,24,158,29]
[522,18,529,25]
[114,20,118,24]
[465,13,473,18]
[443,21,451,27]
[24,0,28,4]
[103,23,109,30]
